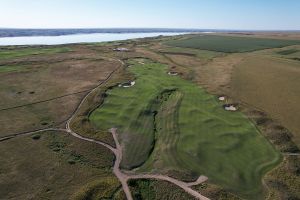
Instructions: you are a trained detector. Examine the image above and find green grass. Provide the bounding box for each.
[165,35,300,53]
[90,59,281,199]
[0,65,29,73]
[0,47,71,59]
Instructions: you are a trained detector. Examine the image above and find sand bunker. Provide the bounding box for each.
[223,104,238,111]
[119,81,136,88]
[168,71,178,76]
[218,96,226,101]
[113,47,129,52]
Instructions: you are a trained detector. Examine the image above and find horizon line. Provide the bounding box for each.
[0,27,300,32]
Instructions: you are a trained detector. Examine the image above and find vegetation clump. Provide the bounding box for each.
[31,134,41,140]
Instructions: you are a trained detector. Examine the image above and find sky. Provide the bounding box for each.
[0,0,299,30]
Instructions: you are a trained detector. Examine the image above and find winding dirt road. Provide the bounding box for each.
[1,57,210,200]
[65,124,209,200]
[109,128,209,200]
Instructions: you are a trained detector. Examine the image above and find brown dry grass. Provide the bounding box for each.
[0,131,119,200]
[264,156,300,200]
[0,94,82,136]
[142,42,244,94]
[230,55,300,145]
[0,58,119,108]
[0,45,121,136]
[161,50,244,94]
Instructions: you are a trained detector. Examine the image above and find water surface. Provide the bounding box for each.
[0,32,186,46]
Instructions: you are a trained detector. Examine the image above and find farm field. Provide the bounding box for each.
[165,35,300,53]
[90,59,280,199]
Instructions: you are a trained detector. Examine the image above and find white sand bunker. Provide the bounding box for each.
[138,61,145,65]
[119,81,135,88]
[224,104,238,111]
[168,71,178,76]
[218,96,226,101]
[113,47,129,52]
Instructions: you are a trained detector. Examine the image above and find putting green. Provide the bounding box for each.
[90,59,280,199]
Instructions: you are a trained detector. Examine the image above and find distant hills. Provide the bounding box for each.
[0,28,208,37]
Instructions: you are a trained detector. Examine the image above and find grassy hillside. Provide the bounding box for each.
[165,35,300,53]
[90,59,280,199]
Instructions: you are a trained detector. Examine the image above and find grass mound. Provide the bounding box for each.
[165,35,300,53]
[90,59,280,198]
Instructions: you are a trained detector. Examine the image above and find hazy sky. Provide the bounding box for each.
[1,0,299,30]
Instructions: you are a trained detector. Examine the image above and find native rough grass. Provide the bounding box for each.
[0,131,121,200]
[230,54,300,145]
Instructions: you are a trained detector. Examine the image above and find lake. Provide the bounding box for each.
[0,32,187,46]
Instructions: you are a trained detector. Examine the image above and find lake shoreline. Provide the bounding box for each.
[0,32,189,46]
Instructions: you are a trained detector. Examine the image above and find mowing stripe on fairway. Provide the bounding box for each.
[90,59,281,199]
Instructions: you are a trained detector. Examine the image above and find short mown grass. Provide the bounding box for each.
[165,35,300,53]
[90,59,281,199]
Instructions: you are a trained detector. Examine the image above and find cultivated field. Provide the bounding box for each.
[166,35,300,53]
